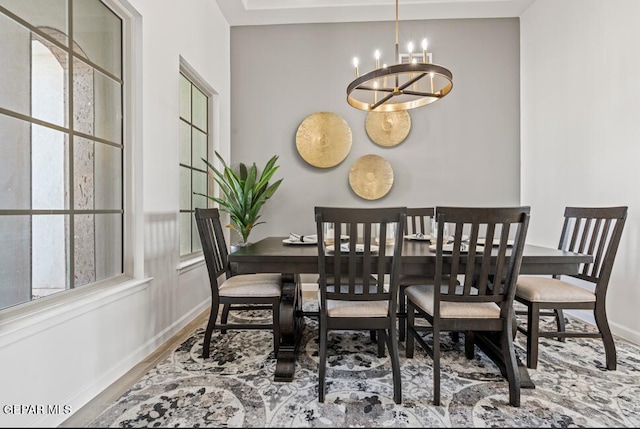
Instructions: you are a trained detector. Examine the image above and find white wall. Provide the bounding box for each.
[521,0,640,342]
[0,0,230,426]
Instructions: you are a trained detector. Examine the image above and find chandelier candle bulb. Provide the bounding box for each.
[375,49,380,69]
[422,38,428,63]
[407,42,415,84]
[383,64,387,88]
[373,81,378,104]
[353,57,359,77]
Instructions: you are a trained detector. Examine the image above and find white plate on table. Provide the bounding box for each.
[324,234,350,242]
[476,238,515,247]
[404,233,432,241]
[325,243,379,254]
[282,234,318,245]
[429,243,484,253]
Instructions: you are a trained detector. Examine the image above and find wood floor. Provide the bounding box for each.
[59,309,211,427]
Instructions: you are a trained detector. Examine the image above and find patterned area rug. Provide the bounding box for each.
[90,300,640,427]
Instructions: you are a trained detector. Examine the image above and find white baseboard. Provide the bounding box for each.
[564,310,640,345]
[610,320,640,345]
[51,300,210,428]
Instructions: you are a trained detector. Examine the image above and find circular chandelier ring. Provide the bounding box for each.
[347,63,453,112]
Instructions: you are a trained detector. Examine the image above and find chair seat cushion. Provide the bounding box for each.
[219,273,282,297]
[317,288,389,317]
[516,276,596,303]
[405,285,500,319]
[325,299,389,318]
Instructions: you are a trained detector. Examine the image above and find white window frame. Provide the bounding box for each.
[178,56,219,268]
[0,0,147,336]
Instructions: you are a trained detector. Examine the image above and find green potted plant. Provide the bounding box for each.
[199,151,283,246]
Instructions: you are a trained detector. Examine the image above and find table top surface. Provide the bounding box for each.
[228,237,593,277]
[229,236,592,263]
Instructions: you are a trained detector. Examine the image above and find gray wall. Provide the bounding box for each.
[230,18,520,242]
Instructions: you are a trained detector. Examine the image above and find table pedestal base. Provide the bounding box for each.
[474,331,535,389]
[274,273,305,382]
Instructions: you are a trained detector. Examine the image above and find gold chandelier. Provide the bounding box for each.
[346,0,453,112]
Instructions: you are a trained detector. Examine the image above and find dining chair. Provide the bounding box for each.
[314,222,379,348]
[515,206,627,370]
[405,206,530,407]
[194,208,282,359]
[315,206,406,404]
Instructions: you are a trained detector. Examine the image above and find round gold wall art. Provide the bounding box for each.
[295,112,352,168]
[348,154,394,200]
[365,110,411,147]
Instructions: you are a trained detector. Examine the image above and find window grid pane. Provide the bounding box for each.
[179,73,191,121]
[72,0,122,79]
[192,86,207,132]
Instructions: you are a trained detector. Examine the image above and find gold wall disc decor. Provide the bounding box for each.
[295,111,352,168]
[348,154,394,200]
[365,110,411,147]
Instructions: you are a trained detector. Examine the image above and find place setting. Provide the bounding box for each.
[282,233,318,245]
[403,232,458,243]
[426,236,515,253]
[476,237,515,246]
[282,231,351,246]
[404,219,454,243]
[325,242,379,254]
[403,232,434,241]
[428,242,485,253]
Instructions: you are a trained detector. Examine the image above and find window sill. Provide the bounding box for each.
[177,255,205,274]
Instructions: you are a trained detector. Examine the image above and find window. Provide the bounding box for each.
[0,0,124,311]
[179,71,210,257]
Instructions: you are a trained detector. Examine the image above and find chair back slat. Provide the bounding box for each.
[460,223,478,294]
[475,222,494,295]
[577,217,592,255]
[590,218,610,278]
[433,206,530,317]
[588,218,602,257]
[316,207,406,305]
[559,207,627,289]
[446,219,462,294]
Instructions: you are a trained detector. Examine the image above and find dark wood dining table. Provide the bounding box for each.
[228,236,593,385]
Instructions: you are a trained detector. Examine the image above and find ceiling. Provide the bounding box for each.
[215,0,536,26]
